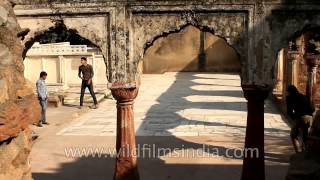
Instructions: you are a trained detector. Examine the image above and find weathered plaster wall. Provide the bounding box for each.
[143,25,201,73]
[142,25,240,73]
[205,34,240,72]
[268,10,320,63]
[0,0,40,179]
[17,15,109,79]
[12,0,320,89]
[13,1,251,86]
[132,11,246,77]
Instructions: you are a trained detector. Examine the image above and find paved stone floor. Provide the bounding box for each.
[58,72,290,137]
[47,85,110,106]
[31,72,294,180]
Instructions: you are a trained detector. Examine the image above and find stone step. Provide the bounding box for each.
[45,87,111,107]
[64,93,104,103]
[62,90,111,106]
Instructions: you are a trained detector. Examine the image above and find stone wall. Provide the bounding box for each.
[316,69,320,107]
[0,0,40,179]
[18,17,109,59]
[0,130,33,180]
[142,25,240,73]
[132,11,245,76]
[12,0,320,88]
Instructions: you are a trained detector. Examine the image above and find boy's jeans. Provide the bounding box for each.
[39,99,48,124]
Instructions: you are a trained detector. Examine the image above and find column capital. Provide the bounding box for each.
[111,87,138,103]
[241,85,270,101]
[287,51,300,61]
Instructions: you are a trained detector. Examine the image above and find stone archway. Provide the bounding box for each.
[21,21,109,90]
[111,14,249,180]
[272,24,320,109]
[22,20,102,59]
[126,11,249,85]
[17,15,111,83]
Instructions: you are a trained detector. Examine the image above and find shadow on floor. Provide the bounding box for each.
[32,148,290,180]
[136,72,291,159]
[33,72,292,180]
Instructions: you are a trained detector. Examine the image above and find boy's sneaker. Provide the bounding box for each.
[31,131,39,141]
[37,123,43,127]
[42,122,50,125]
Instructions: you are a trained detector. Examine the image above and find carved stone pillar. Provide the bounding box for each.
[198,31,206,71]
[241,85,270,180]
[287,51,299,87]
[308,65,318,103]
[58,55,67,89]
[301,32,311,55]
[275,49,285,93]
[111,86,140,180]
[282,48,289,103]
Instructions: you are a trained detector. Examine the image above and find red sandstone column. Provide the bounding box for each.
[282,48,289,103]
[305,54,319,104]
[308,65,318,103]
[241,86,269,180]
[287,50,299,87]
[111,87,140,180]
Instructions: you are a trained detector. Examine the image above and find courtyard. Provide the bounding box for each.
[2,1,320,180]
[31,73,293,180]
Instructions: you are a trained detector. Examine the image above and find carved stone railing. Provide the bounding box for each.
[27,43,88,56]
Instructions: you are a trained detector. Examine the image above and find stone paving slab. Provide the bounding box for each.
[57,73,290,137]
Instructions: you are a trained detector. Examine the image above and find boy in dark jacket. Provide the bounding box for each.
[286,85,315,153]
[78,57,98,109]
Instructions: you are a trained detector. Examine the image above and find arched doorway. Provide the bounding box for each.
[141,25,240,74]
[107,24,292,180]
[22,21,108,106]
[136,24,244,137]
[273,25,320,109]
